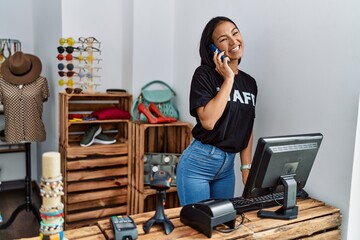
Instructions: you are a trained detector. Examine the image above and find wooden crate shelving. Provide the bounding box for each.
[59,92,132,229]
[130,121,192,214]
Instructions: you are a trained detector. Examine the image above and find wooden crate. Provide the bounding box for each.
[59,93,132,229]
[59,92,132,149]
[130,121,192,214]
[60,147,130,229]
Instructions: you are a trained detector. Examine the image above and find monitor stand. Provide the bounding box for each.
[257,174,298,220]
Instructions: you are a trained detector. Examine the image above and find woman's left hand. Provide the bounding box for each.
[213,51,234,81]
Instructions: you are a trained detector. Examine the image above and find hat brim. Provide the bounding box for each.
[0,53,42,85]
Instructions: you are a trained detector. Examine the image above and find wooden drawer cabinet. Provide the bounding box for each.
[59,92,132,229]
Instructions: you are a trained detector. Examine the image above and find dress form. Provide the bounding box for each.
[0,51,48,229]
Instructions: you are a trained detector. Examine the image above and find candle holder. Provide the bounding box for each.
[39,152,65,240]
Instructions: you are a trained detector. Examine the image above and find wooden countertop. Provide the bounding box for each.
[19,225,105,240]
[97,198,342,239]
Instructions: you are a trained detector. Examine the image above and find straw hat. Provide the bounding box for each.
[0,51,42,85]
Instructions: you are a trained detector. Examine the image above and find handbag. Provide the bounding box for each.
[131,80,179,122]
[143,153,180,186]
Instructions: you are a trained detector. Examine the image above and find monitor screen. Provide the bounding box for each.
[242,133,323,219]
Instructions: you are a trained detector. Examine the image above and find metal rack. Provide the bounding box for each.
[0,143,41,229]
[0,39,21,64]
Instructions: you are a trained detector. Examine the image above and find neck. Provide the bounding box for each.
[229,61,239,74]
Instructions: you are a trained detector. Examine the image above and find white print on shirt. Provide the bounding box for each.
[217,87,256,106]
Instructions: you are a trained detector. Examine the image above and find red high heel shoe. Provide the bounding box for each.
[138,103,169,124]
[149,103,177,123]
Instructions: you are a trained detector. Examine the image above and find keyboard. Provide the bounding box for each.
[230,190,308,214]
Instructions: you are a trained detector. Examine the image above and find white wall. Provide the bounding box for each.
[0,0,37,181]
[0,0,359,239]
[173,1,360,239]
[132,0,175,97]
[32,0,62,181]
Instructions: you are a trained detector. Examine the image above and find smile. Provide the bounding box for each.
[230,46,240,53]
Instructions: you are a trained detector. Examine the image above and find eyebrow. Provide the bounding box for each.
[216,27,238,41]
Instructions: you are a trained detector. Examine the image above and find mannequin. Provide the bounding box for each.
[0,51,48,229]
[0,51,49,143]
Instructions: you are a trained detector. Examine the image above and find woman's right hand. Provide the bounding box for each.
[197,51,235,130]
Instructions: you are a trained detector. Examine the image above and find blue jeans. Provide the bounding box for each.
[176,139,236,206]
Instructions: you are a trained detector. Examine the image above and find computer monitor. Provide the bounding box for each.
[242,133,323,220]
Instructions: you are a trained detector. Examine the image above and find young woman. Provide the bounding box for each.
[176,16,258,206]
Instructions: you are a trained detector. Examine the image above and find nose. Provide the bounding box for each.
[228,36,236,46]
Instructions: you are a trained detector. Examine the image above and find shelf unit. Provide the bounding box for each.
[130,121,192,214]
[59,92,132,229]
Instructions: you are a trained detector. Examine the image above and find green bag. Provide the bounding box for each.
[132,80,179,122]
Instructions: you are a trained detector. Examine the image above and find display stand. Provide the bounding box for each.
[57,37,101,93]
[0,142,41,229]
[0,38,41,229]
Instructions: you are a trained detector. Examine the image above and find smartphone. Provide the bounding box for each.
[210,43,226,61]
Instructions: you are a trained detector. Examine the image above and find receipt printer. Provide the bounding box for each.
[180,199,236,238]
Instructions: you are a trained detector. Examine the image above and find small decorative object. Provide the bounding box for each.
[39,152,65,240]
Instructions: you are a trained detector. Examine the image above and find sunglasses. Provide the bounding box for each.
[59,37,76,46]
[76,55,102,64]
[58,63,101,72]
[58,78,74,87]
[65,87,83,94]
[58,71,77,77]
[57,46,80,54]
[77,64,102,71]
[77,71,100,79]
[79,46,102,55]
[58,63,75,71]
[79,37,101,46]
[57,53,100,63]
[57,53,73,61]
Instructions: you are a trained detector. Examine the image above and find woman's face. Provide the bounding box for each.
[212,21,243,61]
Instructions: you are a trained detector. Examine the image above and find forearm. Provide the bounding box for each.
[197,78,233,130]
[240,131,254,184]
[240,132,253,166]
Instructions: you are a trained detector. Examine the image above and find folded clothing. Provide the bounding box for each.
[68,114,84,119]
[91,107,131,120]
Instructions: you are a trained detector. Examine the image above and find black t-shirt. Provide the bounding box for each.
[190,65,257,153]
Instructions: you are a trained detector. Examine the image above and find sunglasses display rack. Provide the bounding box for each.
[57,37,102,93]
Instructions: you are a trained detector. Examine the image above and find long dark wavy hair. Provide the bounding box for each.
[199,16,241,68]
